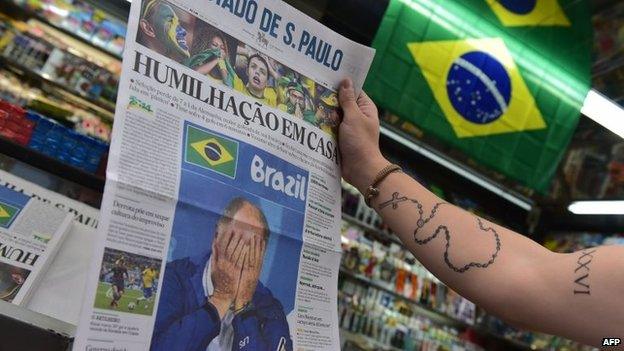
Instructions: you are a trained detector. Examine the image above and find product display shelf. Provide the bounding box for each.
[0,133,105,192]
[340,327,405,351]
[0,55,116,117]
[340,214,536,351]
[339,268,465,329]
[0,0,123,61]
[342,213,402,246]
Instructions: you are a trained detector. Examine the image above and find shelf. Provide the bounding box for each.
[0,135,105,193]
[341,213,402,245]
[339,268,466,329]
[0,0,123,61]
[339,268,535,351]
[340,327,404,351]
[0,56,116,118]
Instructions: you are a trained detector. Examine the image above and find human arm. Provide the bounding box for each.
[337,79,624,347]
[194,57,220,76]
[265,56,282,81]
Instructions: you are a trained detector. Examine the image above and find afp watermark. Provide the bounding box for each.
[603,338,621,347]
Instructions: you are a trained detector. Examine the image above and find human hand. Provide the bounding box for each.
[294,102,304,118]
[234,235,265,312]
[338,79,389,193]
[209,230,247,318]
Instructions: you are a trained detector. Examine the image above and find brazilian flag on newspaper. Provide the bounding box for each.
[365,0,591,193]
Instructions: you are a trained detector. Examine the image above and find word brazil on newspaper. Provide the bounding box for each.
[74,0,374,350]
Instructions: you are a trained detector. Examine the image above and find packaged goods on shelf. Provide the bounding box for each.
[2,32,53,72]
[0,101,34,145]
[26,111,108,173]
[338,280,484,351]
[0,21,119,106]
[0,100,109,173]
[0,66,112,142]
[9,0,127,56]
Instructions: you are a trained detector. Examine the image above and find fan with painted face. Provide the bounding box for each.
[138,0,190,62]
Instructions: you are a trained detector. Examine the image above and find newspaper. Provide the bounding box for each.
[0,183,73,305]
[74,0,374,350]
[0,169,100,324]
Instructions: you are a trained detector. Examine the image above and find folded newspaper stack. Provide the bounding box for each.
[0,184,72,305]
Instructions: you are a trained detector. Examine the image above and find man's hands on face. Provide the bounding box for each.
[209,230,248,319]
[234,235,265,312]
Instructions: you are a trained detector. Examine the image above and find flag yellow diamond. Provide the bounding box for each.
[190,138,234,167]
[486,0,570,27]
[407,38,546,138]
[0,206,9,218]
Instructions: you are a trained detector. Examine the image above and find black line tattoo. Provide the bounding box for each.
[573,249,596,295]
[379,191,501,273]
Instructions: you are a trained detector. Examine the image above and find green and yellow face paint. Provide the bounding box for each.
[144,1,190,58]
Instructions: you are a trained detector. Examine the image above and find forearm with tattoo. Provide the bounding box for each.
[379,191,501,273]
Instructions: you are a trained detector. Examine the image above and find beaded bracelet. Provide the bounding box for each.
[364,164,402,207]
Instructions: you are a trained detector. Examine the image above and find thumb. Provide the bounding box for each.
[339,79,359,116]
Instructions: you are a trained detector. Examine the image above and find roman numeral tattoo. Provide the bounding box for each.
[379,192,501,273]
[573,249,596,295]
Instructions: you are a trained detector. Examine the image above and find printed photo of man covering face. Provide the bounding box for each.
[151,197,292,351]
[138,0,190,62]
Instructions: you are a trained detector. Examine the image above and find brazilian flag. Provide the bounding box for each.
[185,126,239,179]
[487,0,571,26]
[365,0,591,193]
[0,201,21,228]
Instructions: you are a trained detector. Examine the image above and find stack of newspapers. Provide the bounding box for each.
[0,184,72,305]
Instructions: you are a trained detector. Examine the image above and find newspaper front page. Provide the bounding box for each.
[74,0,374,350]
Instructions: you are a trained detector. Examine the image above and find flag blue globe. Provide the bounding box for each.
[204,142,223,161]
[498,0,537,14]
[446,51,512,125]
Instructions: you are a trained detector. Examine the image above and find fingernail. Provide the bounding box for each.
[341,79,351,90]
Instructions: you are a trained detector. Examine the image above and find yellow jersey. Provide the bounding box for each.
[233,77,277,107]
[142,268,157,288]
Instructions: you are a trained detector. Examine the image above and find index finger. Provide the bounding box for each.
[215,228,230,257]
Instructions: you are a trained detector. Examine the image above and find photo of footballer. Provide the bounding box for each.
[93,247,161,316]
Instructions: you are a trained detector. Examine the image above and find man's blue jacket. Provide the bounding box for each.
[150,252,293,351]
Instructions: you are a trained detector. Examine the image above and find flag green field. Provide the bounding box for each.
[185,125,239,179]
[365,0,591,193]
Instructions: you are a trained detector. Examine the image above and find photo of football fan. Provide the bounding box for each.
[136,0,342,136]
[0,261,30,303]
[137,0,192,63]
